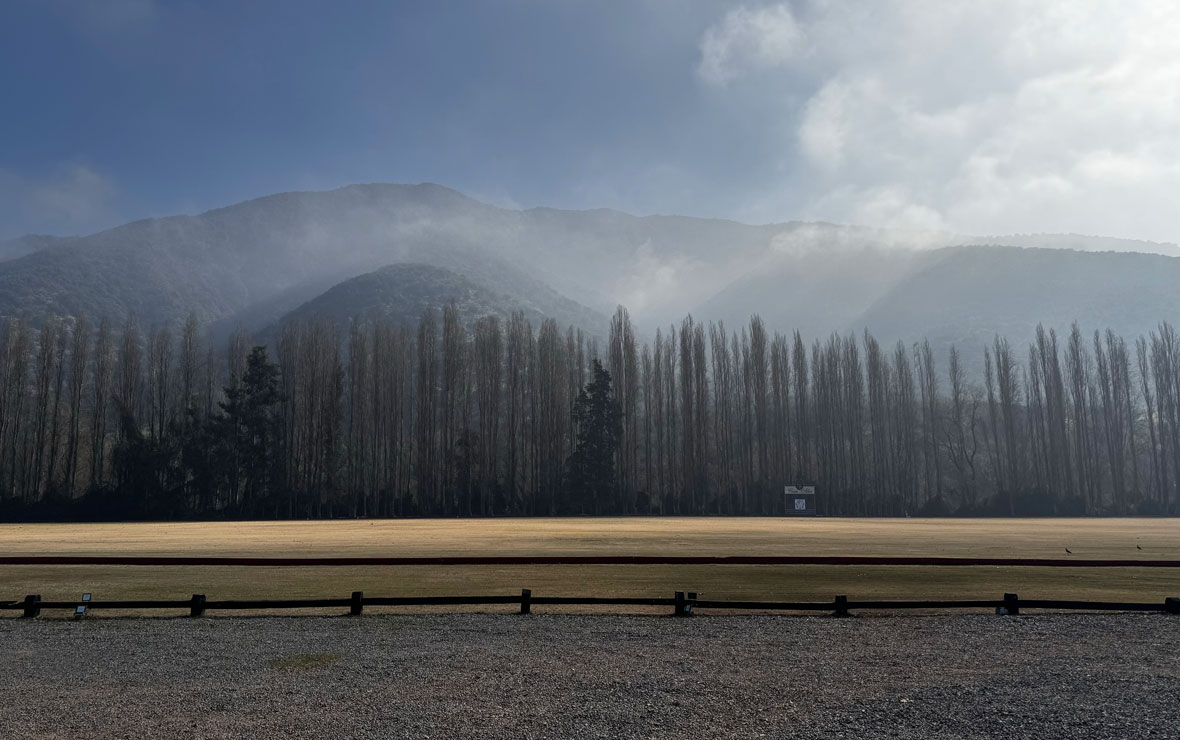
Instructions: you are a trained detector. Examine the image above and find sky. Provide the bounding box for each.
[2,0,1179,243]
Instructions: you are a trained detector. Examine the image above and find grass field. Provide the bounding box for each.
[3,518,1179,613]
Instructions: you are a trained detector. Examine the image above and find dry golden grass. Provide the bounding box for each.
[4,516,1179,558]
[3,518,1179,612]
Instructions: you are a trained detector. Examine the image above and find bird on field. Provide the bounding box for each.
[1065,548,1072,554]
[1137,544,1143,550]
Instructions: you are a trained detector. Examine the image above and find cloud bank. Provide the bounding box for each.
[699,1,1180,243]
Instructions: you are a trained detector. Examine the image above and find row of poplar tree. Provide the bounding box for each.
[2,306,1180,520]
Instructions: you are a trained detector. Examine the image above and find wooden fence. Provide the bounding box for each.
[4,591,1180,618]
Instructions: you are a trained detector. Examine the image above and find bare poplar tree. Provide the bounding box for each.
[944,347,981,509]
[177,313,201,419]
[147,323,174,440]
[346,320,371,515]
[63,316,91,495]
[891,341,919,512]
[505,312,532,512]
[89,319,114,489]
[473,316,503,514]
[415,309,439,512]
[608,307,639,513]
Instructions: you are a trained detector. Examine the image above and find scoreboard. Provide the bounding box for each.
[784,485,816,516]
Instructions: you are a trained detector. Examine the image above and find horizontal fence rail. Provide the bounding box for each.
[4,555,1180,567]
[4,591,1180,618]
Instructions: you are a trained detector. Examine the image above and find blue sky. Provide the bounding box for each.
[3,1,1179,243]
[1,0,770,235]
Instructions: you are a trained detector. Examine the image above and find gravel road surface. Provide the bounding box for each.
[3,613,1178,739]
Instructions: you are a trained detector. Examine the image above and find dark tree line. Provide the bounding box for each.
[3,307,1180,520]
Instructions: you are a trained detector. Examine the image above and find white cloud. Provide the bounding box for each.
[697,4,804,85]
[698,1,1180,243]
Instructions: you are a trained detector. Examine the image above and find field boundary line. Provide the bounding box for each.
[3,555,1180,567]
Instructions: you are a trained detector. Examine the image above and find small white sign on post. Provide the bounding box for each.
[783,484,817,516]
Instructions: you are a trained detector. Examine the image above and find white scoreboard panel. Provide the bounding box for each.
[783,485,817,516]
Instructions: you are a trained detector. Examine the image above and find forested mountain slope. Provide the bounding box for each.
[0,183,776,330]
[0,184,501,326]
[698,243,1180,359]
[265,263,604,340]
[1,182,1177,350]
[855,246,1180,351]
[0,234,73,262]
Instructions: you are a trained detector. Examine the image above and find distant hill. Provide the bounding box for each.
[695,243,926,337]
[0,234,74,262]
[1,182,1177,354]
[854,246,1180,350]
[963,233,1180,257]
[0,183,775,330]
[698,241,1180,371]
[0,183,502,327]
[263,263,606,341]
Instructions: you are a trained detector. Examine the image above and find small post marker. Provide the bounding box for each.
[22,594,41,619]
[520,589,532,615]
[674,591,688,617]
[74,593,91,620]
[686,592,697,616]
[832,594,850,617]
[1003,593,1020,616]
[350,591,364,616]
[1165,597,1179,615]
[190,594,206,618]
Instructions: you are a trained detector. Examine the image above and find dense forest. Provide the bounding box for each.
[2,306,1179,520]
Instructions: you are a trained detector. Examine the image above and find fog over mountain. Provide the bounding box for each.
[7,2,1180,529]
[0,182,1177,359]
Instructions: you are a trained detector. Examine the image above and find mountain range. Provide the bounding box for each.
[2,183,1178,361]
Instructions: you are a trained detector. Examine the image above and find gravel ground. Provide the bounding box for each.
[3,613,1179,739]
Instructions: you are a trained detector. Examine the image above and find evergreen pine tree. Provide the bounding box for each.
[566,360,622,514]
[219,346,283,514]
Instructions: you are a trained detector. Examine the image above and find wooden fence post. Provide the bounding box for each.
[832,594,849,617]
[190,594,206,617]
[350,591,364,616]
[520,589,532,615]
[1003,593,1020,616]
[674,591,687,617]
[1165,597,1179,615]
[22,594,41,619]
